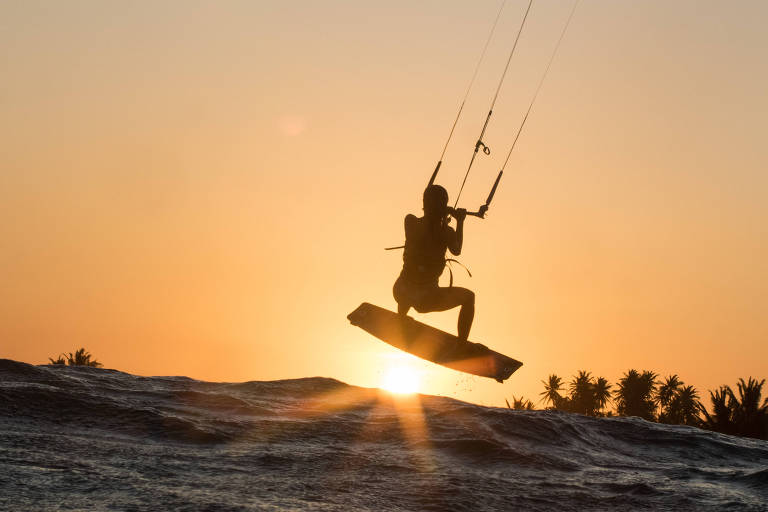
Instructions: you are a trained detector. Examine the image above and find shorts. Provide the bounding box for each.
[393,274,439,312]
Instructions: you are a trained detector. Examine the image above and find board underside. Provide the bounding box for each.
[348,302,522,383]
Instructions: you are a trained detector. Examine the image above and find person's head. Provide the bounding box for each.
[423,184,449,219]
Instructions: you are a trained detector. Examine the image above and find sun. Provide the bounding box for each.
[380,365,421,394]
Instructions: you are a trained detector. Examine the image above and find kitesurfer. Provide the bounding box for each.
[393,184,475,341]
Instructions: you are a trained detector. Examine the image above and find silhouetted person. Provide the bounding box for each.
[393,185,475,341]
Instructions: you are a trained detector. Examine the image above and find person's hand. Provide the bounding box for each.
[452,207,467,222]
[478,204,488,218]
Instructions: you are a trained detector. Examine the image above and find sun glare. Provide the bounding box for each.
[380,365,421,394]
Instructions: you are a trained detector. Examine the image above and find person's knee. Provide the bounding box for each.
[462,289,475,308]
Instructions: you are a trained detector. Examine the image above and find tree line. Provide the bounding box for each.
[509,370,768,441]
[48,347,102,367]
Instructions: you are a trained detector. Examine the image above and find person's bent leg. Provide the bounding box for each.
[457,290,475,341]
[393,277,412,316]
[415,287,475,340]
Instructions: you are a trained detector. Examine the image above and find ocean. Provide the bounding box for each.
[1,359,766,511]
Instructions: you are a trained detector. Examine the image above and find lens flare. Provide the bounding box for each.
[380,365,421,394]
[277,115,307,136]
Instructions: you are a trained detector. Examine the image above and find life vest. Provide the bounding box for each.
[401,218,448,286]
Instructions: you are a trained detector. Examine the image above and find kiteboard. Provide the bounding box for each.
[347,302,522,383]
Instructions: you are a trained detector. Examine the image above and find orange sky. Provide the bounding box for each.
[2,1,766,408]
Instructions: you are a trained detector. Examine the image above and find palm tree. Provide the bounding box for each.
[540,374,564,409]
[614,369,657,421]
[593,377,613,416]
[656,374,683,423]
[731,378,767,439]
[507,396,535,411]
[700,379,767,440]
[48,348,102,368]
[569,370,596,416]
[667,385,701,426]
[700,386,736,435]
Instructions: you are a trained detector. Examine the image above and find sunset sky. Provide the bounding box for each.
[2,0,766,407]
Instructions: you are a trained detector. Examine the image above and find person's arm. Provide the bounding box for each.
[404,214,417,238]
[447,208,466,255]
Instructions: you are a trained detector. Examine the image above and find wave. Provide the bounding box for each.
[2,358,767,511]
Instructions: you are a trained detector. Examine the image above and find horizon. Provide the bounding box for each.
[2,0,767,409]
[14,354,765,417]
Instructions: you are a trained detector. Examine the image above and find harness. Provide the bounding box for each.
[386,227,472,287]
[445,258,472,287]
